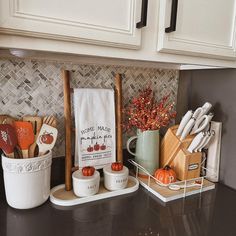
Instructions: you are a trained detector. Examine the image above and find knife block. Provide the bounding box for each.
[160,125,202,180]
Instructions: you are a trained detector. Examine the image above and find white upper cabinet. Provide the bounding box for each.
[0,0,145,49]
[157,0,236,59]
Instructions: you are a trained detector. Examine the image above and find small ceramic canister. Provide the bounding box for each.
[72,169,100,197]
[103,164,129,191]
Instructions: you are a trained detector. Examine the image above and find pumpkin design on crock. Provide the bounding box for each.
[154,165,177,185]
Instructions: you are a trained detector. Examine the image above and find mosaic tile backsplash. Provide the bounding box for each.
[0,59,179,157]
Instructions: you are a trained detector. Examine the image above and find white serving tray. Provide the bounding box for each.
[50,176,139,206]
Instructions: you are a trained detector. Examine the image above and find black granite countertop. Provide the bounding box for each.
[0,157,236,236]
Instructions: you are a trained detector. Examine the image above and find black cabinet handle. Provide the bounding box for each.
[136,0,148,29]
[165,0,178,33]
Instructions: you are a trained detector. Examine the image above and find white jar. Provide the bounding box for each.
[1,151,52,209]
[103,165,129,191]
[72,170,100,197]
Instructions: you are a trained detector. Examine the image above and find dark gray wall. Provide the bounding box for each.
[178,69,236,190]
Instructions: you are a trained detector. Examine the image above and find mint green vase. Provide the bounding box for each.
[127,129,160,176]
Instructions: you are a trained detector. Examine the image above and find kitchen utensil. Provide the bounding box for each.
[197,102,212,118]
[14,145,23,159]
[192,132,208,152]
[198,130,215,152]
[0,115,15,125]
[180,118,195,141]
[36,124,58,156]
[180,102,212,140]
[0,115,8,124]
[23,116,43,158]
[169,180,202,191]
[180,107,202,140]
[43,116,57,128]
[191,113,214,134]
[0,124,17,158]
[187,132,205,153]
[14,121,34,158]
[176,110,193,136]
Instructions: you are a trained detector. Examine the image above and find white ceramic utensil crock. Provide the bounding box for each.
[1,151,52,209]
[72,170,100,197]
[103,165,128,191]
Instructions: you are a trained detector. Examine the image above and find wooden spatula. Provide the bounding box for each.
[0,124,17,158]
[36,124,58,156]
[23,116,42,158]
[14,121,34,158]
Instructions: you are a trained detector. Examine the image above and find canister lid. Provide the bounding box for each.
[103,165,128,176]
[72,170,100,181]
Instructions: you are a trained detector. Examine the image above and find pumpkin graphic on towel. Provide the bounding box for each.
[100,144,106,150]
[87,145,94,152]
[94,143,100,151]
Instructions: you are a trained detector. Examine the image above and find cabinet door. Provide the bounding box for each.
[157,0,236,59]
[0,0,143,49]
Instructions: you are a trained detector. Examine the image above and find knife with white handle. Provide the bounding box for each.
[180,118,195,141]
[195,132,211,152]
[187,132,205,153]
[199,130,215,151]
[180,107,203,140]
[176,110,193,136]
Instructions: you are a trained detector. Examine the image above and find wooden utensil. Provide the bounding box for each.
[23,116,42,158]
[0,115,15,125]
[36,124,58,156]
[14,121,34,158]
[0,124,17,158]
[43,116,57,128]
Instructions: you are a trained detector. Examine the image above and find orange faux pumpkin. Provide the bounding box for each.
[154,165,177,185]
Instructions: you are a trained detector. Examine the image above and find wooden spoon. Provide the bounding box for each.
[14,121,34,158]
[0,124,17,158]
[36,124,58,156]
[23,116,42,158]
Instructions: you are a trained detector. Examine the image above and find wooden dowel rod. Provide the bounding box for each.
[62,69,72,191]
[115,74,123,163]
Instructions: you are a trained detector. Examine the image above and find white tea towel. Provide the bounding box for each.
[74,88,116,169]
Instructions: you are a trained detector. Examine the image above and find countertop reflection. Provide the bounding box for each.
[0,184,236,236]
